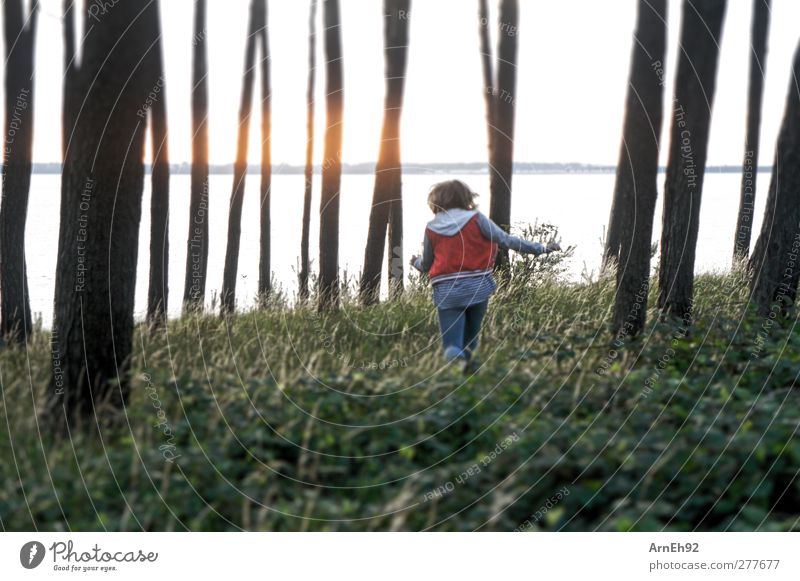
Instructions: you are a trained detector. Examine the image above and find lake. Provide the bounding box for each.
[24,171,767,328]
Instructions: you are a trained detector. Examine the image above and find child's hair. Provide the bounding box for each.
[427,180,478,214]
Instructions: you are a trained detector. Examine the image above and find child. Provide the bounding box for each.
[410,180,561,372]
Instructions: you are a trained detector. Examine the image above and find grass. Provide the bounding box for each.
[1,264,799,531]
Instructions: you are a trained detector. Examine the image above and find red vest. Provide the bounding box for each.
[427,214,497,280]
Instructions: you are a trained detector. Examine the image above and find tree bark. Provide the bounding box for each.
[52,0,160,422]
[318,0,344,310]
[657,0,727,322]
[488,0,518,268]
[733,0,770,262]
[608,0,667,336]
[478,0,494,158]
[183,0,210,312]
[147,7,170,326]
[299,0,318,302]
[360,0,410,304]
[750,43,800,316]
[221,0,262,314]
[479,0,518,269]
[0,0,38,343]
[257,1,272,301]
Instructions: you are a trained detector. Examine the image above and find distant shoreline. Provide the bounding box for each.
[18,162,773,175]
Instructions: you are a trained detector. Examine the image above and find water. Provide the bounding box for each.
[25,171,768,328]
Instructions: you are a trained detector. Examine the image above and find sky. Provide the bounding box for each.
[6,0,800,168]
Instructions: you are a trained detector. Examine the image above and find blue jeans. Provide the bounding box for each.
[437,300,489,362]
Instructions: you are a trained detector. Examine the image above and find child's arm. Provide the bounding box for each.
[410,234,434,273]
[476,213,555,255]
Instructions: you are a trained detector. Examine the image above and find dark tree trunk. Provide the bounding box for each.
[221,0,262,314]
[657,0,727,322]
[749,43,800,316]
[318,0,344,310]
[478,0,495,157]
[299,0,318,302]
[257,1,272,301]
[147,8,170,326]
[733,0,771,262]
[0,0,38,343]
[183,0,210,312]
[52,0,160,422]
[608,0,667,336]
[489,0,518,268]
[479,0,518,268]
[298,0,317,301]
[360,0,411,304]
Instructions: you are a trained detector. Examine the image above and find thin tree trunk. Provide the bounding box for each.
[147,8,170,326]
[360,0,410,304]
[299,0,318,302]
[478,0,494,158]
[221,0,261,314]
[733,0,771,262]
[318,0,344,310]
[750,42,800,316]
[183,0,210,312]
[657,0,727,322]
[257,1,272,301]
[488,0,518,268]
[609,0,667,336]
[0,0,38,343]
[52,0,159,423]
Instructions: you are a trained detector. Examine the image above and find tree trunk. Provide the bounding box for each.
[318,0,344,310]
[221,0,262,314]
[733,0,770,262]
[299,0,318,302]
[360,0,411,304]
[478,0,494,158]
[750,43,800,316]
[257,1,272,301]
[608,0,667,336]
[147,8,170,326]
[657,0,727,322]
[0,0,38,343]
[488,0,518,268]
[183,0,210,312]
[52,0,160,422]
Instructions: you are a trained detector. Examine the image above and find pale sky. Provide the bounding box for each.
[7,0,800,167]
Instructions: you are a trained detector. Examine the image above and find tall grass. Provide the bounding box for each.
[1,263,799,531]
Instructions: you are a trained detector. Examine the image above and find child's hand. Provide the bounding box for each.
[545,242,562,253]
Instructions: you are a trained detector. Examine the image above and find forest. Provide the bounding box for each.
[0,0,799,532]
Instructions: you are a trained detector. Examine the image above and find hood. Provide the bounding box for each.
[426,208,478,236]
